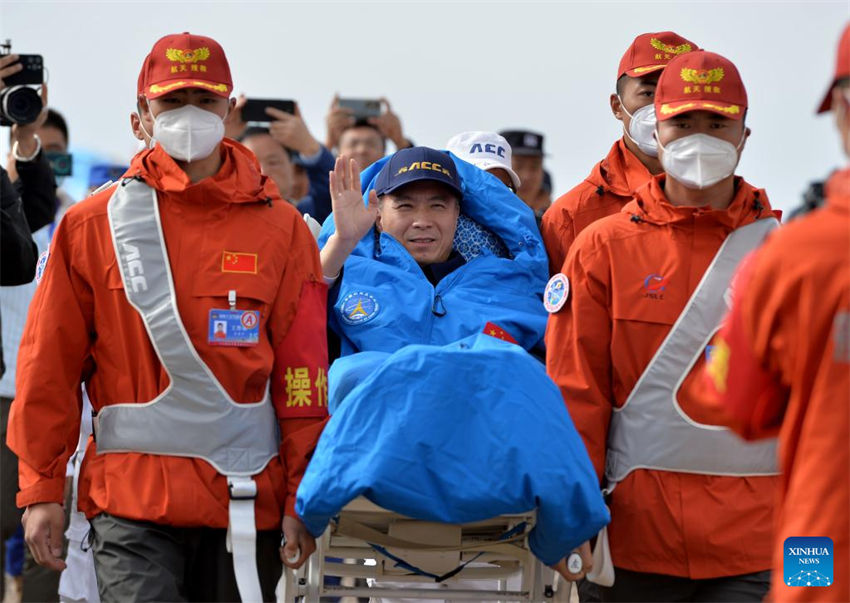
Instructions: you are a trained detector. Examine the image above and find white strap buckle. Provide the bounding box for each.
[228,476,257,500]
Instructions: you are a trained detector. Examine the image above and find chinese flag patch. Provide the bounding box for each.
[482,322,518,344]
[221,251,258,274]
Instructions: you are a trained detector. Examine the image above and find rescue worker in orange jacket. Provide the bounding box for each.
[541,31,698,274]
[545,50,780,601]
[7,33,328,602]
[703,23,850,603]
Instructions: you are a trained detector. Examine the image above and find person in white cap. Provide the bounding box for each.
[445,131,521,193]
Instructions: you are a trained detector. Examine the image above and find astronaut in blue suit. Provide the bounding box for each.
[319,146,549,355]
[307,148,605,582]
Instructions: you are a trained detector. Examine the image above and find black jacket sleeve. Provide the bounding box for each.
[14,150,58,232]
[1,165,39,286]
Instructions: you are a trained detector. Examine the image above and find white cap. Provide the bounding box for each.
[445,131,521,191]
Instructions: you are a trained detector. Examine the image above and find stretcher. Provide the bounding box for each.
[279,497,572,602]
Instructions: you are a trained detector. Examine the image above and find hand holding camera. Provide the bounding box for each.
[265,102,320,157]
[0,53,24,85]
[1,42,49,183]
[225,96,297,140]
[227,96,320,156]
[366,98,407,149]
[12,82,48,153]
[0,41,45,128]
[324,95,408,150]
[325,94,355,150]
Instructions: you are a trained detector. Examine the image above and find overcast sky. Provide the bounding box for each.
[2,0,848,214]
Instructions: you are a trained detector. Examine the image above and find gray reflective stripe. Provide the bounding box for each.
[97,179,278,476]
[606,218,779,487]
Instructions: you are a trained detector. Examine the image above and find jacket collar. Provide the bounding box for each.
[587,138,653,197]
[126,138,276,205]
[624,174,775,229]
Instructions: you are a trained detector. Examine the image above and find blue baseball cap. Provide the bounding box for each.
[374,147,462,198]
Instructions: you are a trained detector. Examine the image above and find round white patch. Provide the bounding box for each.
[543,273,570,313]
[567,552,583,574]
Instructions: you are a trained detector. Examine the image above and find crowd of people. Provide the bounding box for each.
[0,23,847,603]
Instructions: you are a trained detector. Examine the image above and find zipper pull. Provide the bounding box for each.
[228,289,237,310]
[432,294,446,317]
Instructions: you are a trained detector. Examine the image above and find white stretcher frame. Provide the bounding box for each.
[279,497,571,602]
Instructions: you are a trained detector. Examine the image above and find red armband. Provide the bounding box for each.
[272,280,330,419]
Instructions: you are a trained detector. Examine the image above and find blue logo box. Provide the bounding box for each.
[784,537,833,587]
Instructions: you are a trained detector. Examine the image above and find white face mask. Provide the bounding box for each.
[657,131,745,190]
[140,103,225,162]
[619,98,658,157]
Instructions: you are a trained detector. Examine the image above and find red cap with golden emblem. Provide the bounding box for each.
[817,23,850,114]
[654,50,747,121]
[137,32,232,100]
[618,31,698,79]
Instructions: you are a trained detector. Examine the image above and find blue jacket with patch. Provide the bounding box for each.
[318,153,548,354]
[296,333,610,565]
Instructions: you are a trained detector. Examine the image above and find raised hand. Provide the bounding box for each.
[329,155,378,244]
[319,155,379,280]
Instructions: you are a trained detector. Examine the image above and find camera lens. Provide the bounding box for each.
[0,86,43,125]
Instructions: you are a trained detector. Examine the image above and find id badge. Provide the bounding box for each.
[208,309,260,347]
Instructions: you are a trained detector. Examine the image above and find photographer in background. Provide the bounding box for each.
[325,95,413,170]
[0,57,56,234]
[5,107,79,603]
[0,50,58,600]
[499,129,549,225]
[226,99,336,223]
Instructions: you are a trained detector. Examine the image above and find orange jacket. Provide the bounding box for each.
[704,168,850,601]
[541,138,652,274]
[8,140,329,529]
[546,174,778,579]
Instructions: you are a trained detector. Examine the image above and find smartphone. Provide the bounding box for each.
[338,98,381,120]
[45,151,72,177]
[241,99,295,124]
[4,54,44,86]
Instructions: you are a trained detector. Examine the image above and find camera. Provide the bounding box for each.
[0,40,44,126]
[241,98,295,125]
[339,98,381,120]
